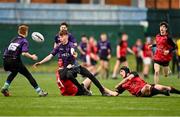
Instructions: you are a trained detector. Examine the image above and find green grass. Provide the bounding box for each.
[0,72,180,116]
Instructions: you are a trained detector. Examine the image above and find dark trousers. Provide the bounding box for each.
[3,58,38,88]
[59,65,104,93]
[136,57,142,72]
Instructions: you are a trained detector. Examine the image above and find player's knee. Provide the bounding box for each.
[155,71,159,76]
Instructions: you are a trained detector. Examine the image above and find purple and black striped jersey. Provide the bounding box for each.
[97,40,111,56]
[3,36,29,59]
[51,41,76,67]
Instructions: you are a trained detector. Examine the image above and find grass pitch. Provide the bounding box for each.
[0,72,180,116]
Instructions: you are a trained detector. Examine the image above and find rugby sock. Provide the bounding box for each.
[35,87,42,93]
[2,81,10,89]
[170,87,180,94]
[150,87,169,96]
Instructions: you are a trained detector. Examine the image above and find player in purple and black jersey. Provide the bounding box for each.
[54,22,77,48]
[97,33,111,79]
[1,24,48,97]
[34,30,110,96]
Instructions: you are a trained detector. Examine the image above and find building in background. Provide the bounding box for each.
[0,0,180,9]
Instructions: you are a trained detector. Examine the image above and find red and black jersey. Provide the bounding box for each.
[142,43,152,57]
[119,40,128,57]
[116,72,147,96]
[56,70,78,96]
[153,34,176,62]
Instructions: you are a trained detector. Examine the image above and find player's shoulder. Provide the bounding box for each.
[130,71,139,77]
[156,34,161,37]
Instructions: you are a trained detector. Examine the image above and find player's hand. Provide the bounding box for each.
[33,62,41,68]
[164,50,169,55]
[67,64,73,69]
[32,54,38,61]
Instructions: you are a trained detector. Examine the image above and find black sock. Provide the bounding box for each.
[170,87,180,94]
[150,87,169,96]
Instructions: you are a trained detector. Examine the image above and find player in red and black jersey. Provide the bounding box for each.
[112,33,134,79]
[141,37,153,78]
[107,66,180,97]
[149,22,176,84]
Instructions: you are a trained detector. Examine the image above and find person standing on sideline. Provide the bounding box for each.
[112,33,134,79]
[132,39,143,73]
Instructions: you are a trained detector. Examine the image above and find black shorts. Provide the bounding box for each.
[118,57,127,63]
[3,58,22,72]
[100,55,109,61]
[154,60,169,67]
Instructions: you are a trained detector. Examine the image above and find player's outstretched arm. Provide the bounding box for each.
[115,74,135,89]
[127,47,134,55]
[104,87,119,96]
[33,54,54,68]
[22,52,38,61]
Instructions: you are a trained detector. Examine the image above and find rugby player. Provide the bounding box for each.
[108,66,180,97]
[112,33,134,79]
[54,22,77,48]
[97,33,111,79]
[1,24,48,97]
[149,22,176,84]
[34,30,110,96]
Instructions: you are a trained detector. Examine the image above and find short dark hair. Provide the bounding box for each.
[60,22,68,27]
[59,30,68,36]
[160,21,168,29]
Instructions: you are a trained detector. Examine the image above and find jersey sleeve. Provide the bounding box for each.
[115,85,126,94]
[167,36,177,52]
[22,40,29,52]
[51,46,59,56]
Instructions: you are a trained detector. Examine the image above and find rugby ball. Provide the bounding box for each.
[31,32,44,43]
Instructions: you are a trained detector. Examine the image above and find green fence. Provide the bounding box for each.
[147,9,180,37]
[0,24,144,66]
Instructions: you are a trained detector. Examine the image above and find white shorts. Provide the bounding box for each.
[143,57,152,65]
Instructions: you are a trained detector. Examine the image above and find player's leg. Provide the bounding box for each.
[104,61,109,79]
[163,66,171,77]
[65,69,91,95]
[112,59,120,79]
[154,84,180,94]
[141,84,169,97]
[1,71,18,96]
[154,63,160,84]
[1,58,18,96]
[79,66,110,96]
[82,78,92,90]
[19,63,48,96]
